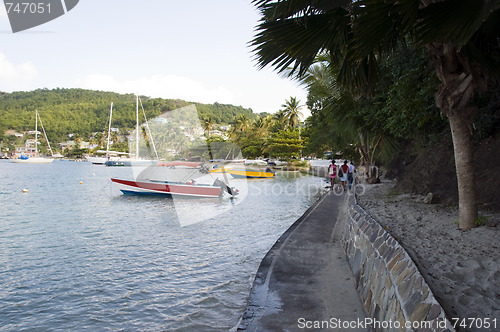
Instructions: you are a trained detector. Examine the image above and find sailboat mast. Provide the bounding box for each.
[106,102,113,157]
[136,95,139,160]
[35,110,38,155]
[138,96,159,160]
[37,111,54,156]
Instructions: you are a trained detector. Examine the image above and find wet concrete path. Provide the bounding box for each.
[237,191,369,331]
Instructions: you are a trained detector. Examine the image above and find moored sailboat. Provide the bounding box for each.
[105,95,157,167]
[10,110,54,164]
[85,102,123,165]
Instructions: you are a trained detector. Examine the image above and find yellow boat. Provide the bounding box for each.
[227,169,275,179]
[209,166,232,173]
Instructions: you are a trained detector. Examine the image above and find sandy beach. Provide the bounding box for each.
[356,179,499,331]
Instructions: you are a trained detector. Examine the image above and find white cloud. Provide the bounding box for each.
[0,53,37,87]
[76,73,236,105]
[0,5,7,20]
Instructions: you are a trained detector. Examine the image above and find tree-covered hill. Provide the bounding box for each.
[0,88,255,143]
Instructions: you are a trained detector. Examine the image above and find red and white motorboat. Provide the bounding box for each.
[111,178,224,197]
[111,161,238,198]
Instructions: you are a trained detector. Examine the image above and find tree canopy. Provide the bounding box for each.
[251,0,500,230]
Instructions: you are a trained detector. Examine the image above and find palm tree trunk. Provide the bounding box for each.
[430,43,480,230]
[448,114,478,230]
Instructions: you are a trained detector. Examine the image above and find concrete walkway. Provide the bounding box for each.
[237,191,369,331]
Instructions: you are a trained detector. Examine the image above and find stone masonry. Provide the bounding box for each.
[339,190,454,332]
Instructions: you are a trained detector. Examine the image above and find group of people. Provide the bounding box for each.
[327,160,356,191]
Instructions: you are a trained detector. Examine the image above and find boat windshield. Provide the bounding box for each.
[136,163,208,183]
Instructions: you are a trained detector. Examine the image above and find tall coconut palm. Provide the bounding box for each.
[272,109,289,131]
[251,0,500,230]
[281,96,304,129]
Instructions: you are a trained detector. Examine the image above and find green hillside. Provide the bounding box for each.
[0,88,255,143]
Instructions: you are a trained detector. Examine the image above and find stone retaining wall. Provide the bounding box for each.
[340,190,454,331]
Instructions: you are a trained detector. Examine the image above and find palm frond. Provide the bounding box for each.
[350,0,406,59]
[251,6,351,76]
[416,0,500,46]
[462,9,500,77]
[253,0,351,18]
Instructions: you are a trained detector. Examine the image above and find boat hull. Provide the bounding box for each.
[209,166,232,174]
[85,156,107,164]
[228,169,274,179]
[105,160,156,167]
[111,178,222,198]
[10,157,54,163]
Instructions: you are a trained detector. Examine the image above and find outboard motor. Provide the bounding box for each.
[213,178,239,196]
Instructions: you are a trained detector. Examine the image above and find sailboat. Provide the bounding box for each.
[85,102,122,164]
[10,110,54,163]
[105,95,157,167]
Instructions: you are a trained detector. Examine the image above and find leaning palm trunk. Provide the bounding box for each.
[431,43,481,230]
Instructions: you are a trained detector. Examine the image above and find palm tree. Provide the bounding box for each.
[201,116,214,138]
[252,116,269,138]
[95,132,105,148]
[233,114,251,133]
[251,0,500,230]
[303,55,401,169]
[111,131,118,145]
[73,134,82,147]
[272,109,289,131]
[281,96,304,129]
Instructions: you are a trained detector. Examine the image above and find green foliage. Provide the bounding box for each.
[264,130,304,159]
[196,102,255,125]
[475,215,489,227]
[472,81,500,140]
[0,88,255,150]
[251,0,499,159]
[303,46,447,165]
[235,136,264,159]
[290,160,309,168]
[242,145,262,159]
[377,49,445,140]
[66,146,88,159]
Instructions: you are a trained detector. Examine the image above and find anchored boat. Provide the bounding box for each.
[209,165,275,179]
[10,110,54,164]
[227,168,275,179]
[111,161,238,198]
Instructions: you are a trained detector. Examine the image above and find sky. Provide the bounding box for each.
[0,0,310,117]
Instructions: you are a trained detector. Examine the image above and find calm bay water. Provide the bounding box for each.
[0,160,326,331]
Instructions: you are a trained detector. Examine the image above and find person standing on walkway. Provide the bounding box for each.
[340,160,349,191]
[348,161,356,190]
[327,159,336,190]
